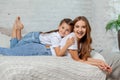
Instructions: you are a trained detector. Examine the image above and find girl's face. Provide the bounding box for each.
[74,20,86,40]
[58,22,72,37]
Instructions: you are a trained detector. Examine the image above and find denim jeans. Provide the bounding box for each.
[10,32,40,48]
[0,43,52,56]
[0,32,52,56]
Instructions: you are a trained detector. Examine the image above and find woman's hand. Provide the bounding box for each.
[86,58,112,74]
[94,60,112,74]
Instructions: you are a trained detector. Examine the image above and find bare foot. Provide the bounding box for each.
[13,16,24,30]
[13,19,17,30]
[16,16,24,30]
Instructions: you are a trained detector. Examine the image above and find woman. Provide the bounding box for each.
[59,16,112,74]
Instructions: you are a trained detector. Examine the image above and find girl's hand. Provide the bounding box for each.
[66,37,75,47]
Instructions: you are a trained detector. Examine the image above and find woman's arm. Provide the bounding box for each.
[68,50,112,74]
[68,49,82,61]
[87,58,112,73]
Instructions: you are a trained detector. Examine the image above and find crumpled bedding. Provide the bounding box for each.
[0,56,106,80]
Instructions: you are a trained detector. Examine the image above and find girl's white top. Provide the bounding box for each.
[60,32,78,56]
[39,32,62,56]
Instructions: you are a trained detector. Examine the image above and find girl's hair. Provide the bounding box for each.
[73,16,92,60]
[40,18,73,34]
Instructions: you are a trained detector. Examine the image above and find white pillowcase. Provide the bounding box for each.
[92,52,105,62]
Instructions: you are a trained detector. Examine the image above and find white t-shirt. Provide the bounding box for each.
[60,32,78,56]
[60,33,105,61]
[39,32,62,56]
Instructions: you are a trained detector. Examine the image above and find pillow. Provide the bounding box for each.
[91,51,105,62]
[0,33,11,48]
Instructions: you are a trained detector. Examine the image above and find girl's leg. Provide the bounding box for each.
[11,19,17,39]
[10,16,24,48]
[11,16,40,47]
[16,16,24,40]
[0,43,52,56]
[11,16,24,39]
[10,18,19,48]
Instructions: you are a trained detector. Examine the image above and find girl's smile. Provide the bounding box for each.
[59,22,72,37]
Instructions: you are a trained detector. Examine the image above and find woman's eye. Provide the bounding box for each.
[82,26,85,28]
[82,26,86,28]
[75,25,79,28]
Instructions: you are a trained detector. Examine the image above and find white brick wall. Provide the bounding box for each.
[0,0,119,52]
[0,0,93,32]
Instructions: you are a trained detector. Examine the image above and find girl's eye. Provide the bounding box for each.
[66,29,70,32]
[62,26,64,29]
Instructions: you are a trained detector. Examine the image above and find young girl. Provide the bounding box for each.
[0,16,73,56]
[59,16,112,74]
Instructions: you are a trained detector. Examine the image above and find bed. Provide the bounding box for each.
[0,55,106,80]
[0,32,120,80]
[0,51,119,80]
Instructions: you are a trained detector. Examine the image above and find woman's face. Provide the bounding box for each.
[58,22,72,37]
[74,20,86,40]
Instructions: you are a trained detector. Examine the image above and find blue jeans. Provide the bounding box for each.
[10,32,40,48]
[0,32,52,56]
[0,43,52,56]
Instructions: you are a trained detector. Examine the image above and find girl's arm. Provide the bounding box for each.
[54,37,74,56]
